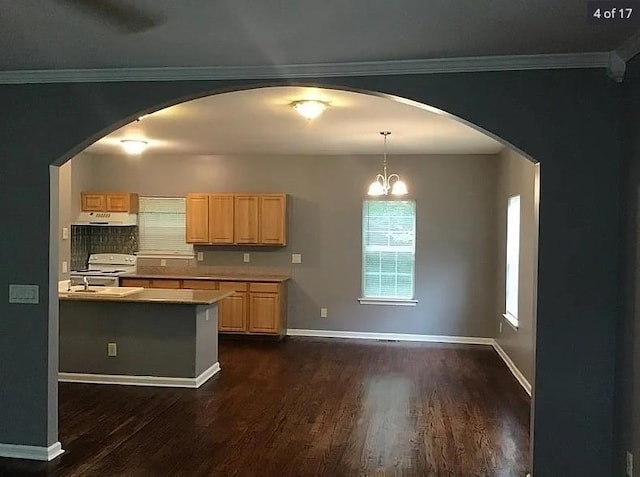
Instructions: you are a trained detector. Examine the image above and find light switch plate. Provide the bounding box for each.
[62,227,69,240]
[197,252,204,262]
[243,253,251,263]
[9,284,39,304]
[292,254,302,264]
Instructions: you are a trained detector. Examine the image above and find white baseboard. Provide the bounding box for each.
[491,341,532,396]
[59,362,221,388]
[287,329,531,396]
[0,441,64,461]
[287,328,494,345]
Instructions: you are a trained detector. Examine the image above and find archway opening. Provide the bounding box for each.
[52,85,539,475]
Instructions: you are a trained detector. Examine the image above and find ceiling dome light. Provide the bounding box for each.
[291,100,328,120]
[120,139,148,155]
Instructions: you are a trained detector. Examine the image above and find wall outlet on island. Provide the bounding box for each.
[243,253,251,263]
[62,261,68,273]
[320,307,328,318]
[107,342,117,357]
[160,259,167,267]
[292,254,302,264]
[499,322,502,334]
[197,252,204,262]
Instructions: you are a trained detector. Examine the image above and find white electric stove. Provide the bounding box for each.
[70,253,138,286]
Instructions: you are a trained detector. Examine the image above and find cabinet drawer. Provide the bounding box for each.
[120,278,151,288]
[182,279,218,290]
[249,282,279,293]
[150,279,182,289]
[219,281,248,292]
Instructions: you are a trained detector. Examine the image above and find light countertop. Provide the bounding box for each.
[123,266,290,282]
[59,288,234,305]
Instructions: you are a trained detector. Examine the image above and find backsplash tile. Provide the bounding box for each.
[71,226,138,270]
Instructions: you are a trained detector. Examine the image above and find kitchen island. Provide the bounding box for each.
[59,288,233,388]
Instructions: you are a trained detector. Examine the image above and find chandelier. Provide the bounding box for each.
[367,131,408,196]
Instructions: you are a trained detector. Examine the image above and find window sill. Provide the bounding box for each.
[135,252,195,260]
[358,298,418,307]
[502,313,519,330]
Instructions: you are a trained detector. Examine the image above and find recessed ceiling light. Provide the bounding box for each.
[291,100,328,120]
[120,139,148,155]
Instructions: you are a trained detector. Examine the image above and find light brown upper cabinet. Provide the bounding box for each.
[260,194,287,245]
[185,193,210,243]
[209,194,235,244]
[81,192,138,213]
[185,193,287,246]
[234,195,260,244]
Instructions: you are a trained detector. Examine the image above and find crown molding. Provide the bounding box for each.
[0,52,611,84]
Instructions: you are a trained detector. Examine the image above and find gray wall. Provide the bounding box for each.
[0,70,624,476]
[495,148,537,383]
[80,152,499,337]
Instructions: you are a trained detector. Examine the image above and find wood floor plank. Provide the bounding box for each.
[0,338,530,476]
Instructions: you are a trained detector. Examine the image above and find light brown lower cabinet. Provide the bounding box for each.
[118,276,286,337]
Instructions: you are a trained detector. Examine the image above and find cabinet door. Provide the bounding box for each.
[248,292,279,333]
[209,194,235,244]
[234,195,259,244]
[81,193,106,212]
[219,292,247,332]
[106,193,138,212]
[260,194,287,245]
[186,193,210,243]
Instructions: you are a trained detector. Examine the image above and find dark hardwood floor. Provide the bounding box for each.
[0,338,530,476]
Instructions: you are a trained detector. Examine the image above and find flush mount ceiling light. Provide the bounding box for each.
[291,100,328,120]
[120,139,148,155]
[367,131,408,197]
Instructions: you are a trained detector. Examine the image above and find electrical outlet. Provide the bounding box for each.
[197,252,204,262]
[62,261,68,273]
[243,253,251,263]
[292,253,302,264]
[160,259,167,267]
[107,342,117,357]
[499,322,503,333]
[62,227,69,240]
[627,451,633,477]
[320,307,328,318]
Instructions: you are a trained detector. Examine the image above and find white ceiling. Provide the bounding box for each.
[85,86,504,156]
[0,0,636,70]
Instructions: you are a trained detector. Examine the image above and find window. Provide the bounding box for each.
[505,195,520,326]
[360,200,416,303]
[138,197,193,256]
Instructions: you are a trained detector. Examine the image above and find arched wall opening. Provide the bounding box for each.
[0,70,623,476]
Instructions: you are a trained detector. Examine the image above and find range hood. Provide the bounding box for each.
[74,211,137,226]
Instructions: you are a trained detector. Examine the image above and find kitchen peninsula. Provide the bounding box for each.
[59,288,233,388]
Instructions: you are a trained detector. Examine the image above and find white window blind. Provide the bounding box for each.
[362,200,416,299]
[505,195,521,322]
[138,197,193,255]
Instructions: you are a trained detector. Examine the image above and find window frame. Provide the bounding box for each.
[358,199,418,306]
[136,196,194,258]
[503,194,521,328]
